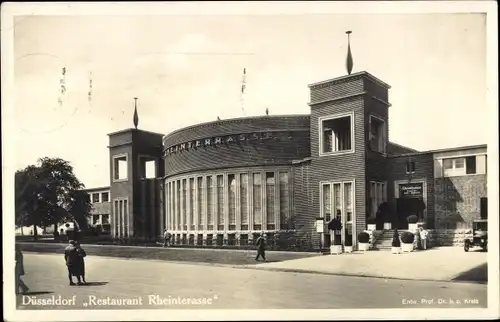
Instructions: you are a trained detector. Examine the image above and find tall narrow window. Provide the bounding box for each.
[321,115,352,154]
[207,176,214,230]
[322,183,331,222]
[279,172,290,229]
[253,173,262,230]
[123,199,128,237]
[370,182,387,216]
[119,200,123,236]
[197,177,204,230]
[228,174,236,230]
[240,173,249,230]
[189,178,195,230]
[333,183,342,219]
[369,116,385,153]
[114,200,119,236]
[216,175,224,230]
[344,182,353,223]
[266,172,275,230]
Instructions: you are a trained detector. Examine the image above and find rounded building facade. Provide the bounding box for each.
[162,115,310,245]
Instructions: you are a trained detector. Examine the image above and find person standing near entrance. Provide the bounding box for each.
[419,227,429,250]
[163,229,171,247]
[255,232,267,262]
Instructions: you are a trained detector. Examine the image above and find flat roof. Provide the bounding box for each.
[107,128,165,137]
[390,144,487,157]
[308,71,391,90]
[83,186,110,192]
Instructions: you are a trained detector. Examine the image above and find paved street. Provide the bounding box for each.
[16,253,486,310]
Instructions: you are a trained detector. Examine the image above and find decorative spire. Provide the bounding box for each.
[133,97,139,129]
[346,31,353,75]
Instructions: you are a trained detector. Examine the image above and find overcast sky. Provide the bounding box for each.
[12,12,487,188]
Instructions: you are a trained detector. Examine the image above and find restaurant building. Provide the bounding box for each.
[90,70,487,250]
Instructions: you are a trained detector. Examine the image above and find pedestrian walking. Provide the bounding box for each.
[15,244,29,294]
[163,229,171,247]
[64,240,83,285]
[75,241,87,284]
[255,232,267,262]
[419,227,429,250]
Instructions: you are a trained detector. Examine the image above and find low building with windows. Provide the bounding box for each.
[87,70,487,250]
[84,186,111,233]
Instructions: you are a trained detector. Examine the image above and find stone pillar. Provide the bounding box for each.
[212,175,218,231]
[186,179,191,232]
[275,171,280,231]
[173,181,177,231]
[202,233,208,246]
[180,180,185,232]
[223,233,229,246]
[194,177,199,232]
[235,174,241,231]
[249,173,254,231]
[224,174,229,232]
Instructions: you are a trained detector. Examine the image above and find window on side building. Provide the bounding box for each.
[480,197,488,219]
[101,192,109,202]
[466,156,477,174]
[92,193,100,203]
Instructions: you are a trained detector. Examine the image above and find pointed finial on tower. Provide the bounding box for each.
[346,31,353,75]
[133,97,139,129]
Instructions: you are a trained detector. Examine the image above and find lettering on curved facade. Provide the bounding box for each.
[164,131,276,156]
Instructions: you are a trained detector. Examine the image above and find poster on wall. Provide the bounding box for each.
[399,183,424,198]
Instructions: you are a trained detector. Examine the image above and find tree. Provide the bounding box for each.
[15,157,92,240]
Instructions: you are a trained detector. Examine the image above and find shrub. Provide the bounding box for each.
[358,232,370,243]
[366,217,376,225]
[401,231,415,244]
[392,230,401,247]
[407,215,419,224]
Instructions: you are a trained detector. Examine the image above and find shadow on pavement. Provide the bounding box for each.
[451,262,487,283]
[21,291,53,295]
[79,281,108,286]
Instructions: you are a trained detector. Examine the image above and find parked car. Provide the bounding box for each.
[464,219,487,252]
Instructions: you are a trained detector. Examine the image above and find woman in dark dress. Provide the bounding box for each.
[75,242,87,284]
[64,240,83,285]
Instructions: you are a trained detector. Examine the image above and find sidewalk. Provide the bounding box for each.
[248,247,488,282]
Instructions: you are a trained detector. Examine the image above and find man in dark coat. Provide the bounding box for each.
[255,232,267,262]
[64,240,82,285]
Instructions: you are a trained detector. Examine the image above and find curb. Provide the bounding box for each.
[16,241,320,256]
[238,266,488,285]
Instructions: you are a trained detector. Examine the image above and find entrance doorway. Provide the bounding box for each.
[394,180,427,230]
[396,197,426,229]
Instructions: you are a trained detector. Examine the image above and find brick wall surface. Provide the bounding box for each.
[434,175,487,229]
